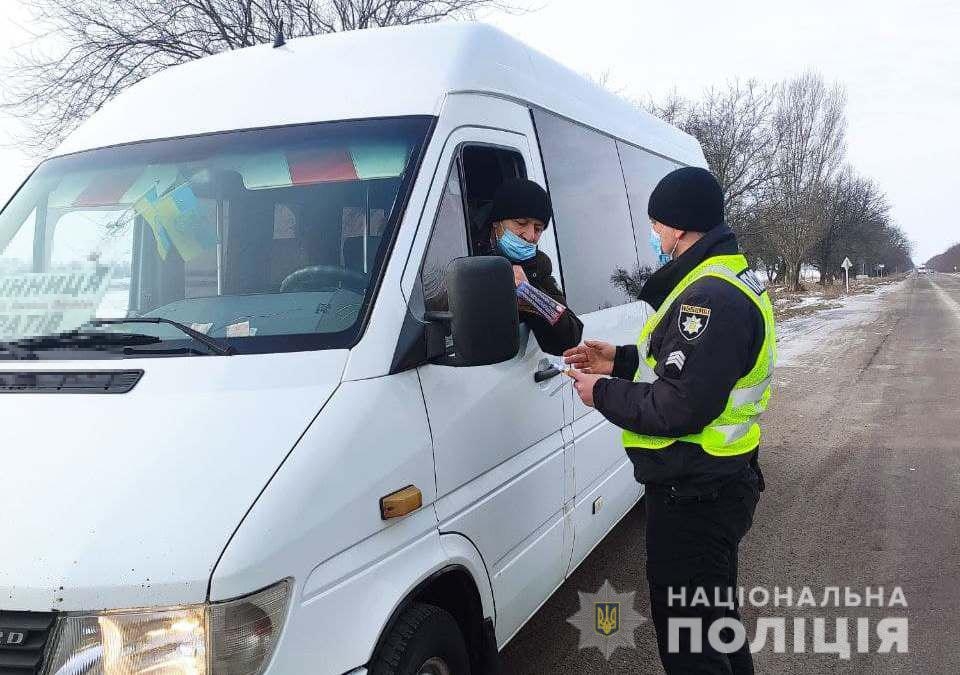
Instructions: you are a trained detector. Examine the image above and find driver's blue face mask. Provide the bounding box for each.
[497,226,537,262]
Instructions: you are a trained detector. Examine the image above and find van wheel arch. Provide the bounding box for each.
[369,565,500,675]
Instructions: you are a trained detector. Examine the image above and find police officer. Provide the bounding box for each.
[564,167,775,674]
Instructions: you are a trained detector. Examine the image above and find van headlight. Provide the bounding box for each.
[45,580,289,675]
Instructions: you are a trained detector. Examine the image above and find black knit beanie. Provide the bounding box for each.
[648,167,724,232]
[488,179,553,228]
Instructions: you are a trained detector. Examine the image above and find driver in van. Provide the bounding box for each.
[474,179,583,355]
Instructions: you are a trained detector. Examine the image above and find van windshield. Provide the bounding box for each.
[0,116,432,355]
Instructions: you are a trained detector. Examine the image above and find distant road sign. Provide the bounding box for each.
[841,257,853,293]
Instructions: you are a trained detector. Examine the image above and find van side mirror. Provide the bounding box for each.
[427,256,519,366]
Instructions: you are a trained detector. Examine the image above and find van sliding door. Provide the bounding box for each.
[532,109,648,575]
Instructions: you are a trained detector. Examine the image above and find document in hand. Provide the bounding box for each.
[516,281,567,325]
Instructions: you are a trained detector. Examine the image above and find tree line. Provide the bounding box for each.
[926,243,960,273]
[644,74,912,290]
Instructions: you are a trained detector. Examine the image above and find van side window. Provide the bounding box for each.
[421,164,469,314]
[532,109,640,313]
[617,141,683,268]
[420,145,528,315]
[460,145,527,242]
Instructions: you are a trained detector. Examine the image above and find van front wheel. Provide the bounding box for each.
[370,602,471,675]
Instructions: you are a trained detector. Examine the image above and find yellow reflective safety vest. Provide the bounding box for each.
[621,253,776,457]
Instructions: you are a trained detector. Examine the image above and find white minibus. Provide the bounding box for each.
[0,23,705,675]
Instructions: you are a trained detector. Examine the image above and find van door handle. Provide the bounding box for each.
[534,359,563,383]
[534,366,561,383]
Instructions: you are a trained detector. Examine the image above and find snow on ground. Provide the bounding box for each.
[793,295,828,310]
[776,279,906,366]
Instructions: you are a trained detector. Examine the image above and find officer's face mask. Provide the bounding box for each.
[496,224,537,262]
[649,226,674,266]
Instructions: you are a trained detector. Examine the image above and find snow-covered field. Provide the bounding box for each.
[776,278,906,366]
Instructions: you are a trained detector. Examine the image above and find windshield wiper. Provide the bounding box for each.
[90,317,235,356]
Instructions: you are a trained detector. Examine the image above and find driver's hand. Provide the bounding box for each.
[512,265,529,287]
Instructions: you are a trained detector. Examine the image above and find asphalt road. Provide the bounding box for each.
[501,273,960,674]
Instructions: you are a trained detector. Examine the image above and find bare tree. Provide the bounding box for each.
[685,80,778,213]
[855,218,911,278]
[642,88,690,128]
[644,81,779,268]
[812,166,890,285]
[644,83,777,208]
[735,198,785,283]
[3,0,516,152]
[641,73,904,289]
[762,71,846,290]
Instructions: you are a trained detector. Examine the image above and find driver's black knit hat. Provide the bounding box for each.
[487,179,553,228]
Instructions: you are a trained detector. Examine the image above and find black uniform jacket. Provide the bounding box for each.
[474,237,584,356]
[592,225,765,493]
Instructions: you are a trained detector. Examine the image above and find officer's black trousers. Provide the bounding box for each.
[645,470,760,675]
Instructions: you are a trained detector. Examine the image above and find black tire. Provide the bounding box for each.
[369,602,471,675]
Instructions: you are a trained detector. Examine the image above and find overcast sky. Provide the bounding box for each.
[1,0,957,262]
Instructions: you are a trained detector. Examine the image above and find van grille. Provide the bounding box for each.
[0,611,56,675]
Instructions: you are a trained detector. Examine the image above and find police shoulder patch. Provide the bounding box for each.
[737,269,766,295]
[678,304,711,341]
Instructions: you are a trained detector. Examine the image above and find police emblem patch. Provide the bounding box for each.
[678,304,710,340]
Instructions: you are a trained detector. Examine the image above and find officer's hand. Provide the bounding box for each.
[563,340,615,375]
[567,369,605,407]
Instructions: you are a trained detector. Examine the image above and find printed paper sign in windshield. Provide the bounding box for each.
[0,267,113,340]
